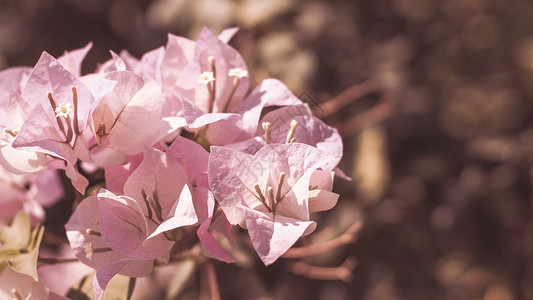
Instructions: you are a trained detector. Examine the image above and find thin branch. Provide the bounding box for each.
[203,260,221,300]
[282,220,363,258]
[334,90,399,137]
[318,80,376,117]
[38,257,79,265]
[290,257,358,282]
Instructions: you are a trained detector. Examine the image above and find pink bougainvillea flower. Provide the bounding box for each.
[227,103,343,166]
[65,194,158,300]
[0,166,63,226]
[0,262,69,300]
[208,143,339,265]
[158,27,300,145]
[89,71,169,156]
[10,52,115,192]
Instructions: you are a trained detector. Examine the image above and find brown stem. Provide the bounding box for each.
[319,80,376,117]
[202,260,221,300]
[38,257,79,264]
[334,90,399,137]
[290,257,358,282]
[282,220,362,258]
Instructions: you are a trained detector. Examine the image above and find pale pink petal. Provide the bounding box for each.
[90,71,165,155]
[22,52,96,128]
[58,42,93,77]
[65,195,131,272]
[0,67,31,124]
[241,205,315,266]
[12,104,75,162]
[308,190,339,213]
[175,27,249,113]
[119,49,140,70]
[30,168,63,207]
[208,146,270,224]
[123,147,189,217]
[98,189,175,260]
[0,263,50,300]
[233,79,303,138]
[134,46,165,85]
[161,34,195,95]
[218,27,239,43]
[96,51,126,74]
[258,104,343,167]
[147,185,198,239]
[104,152,143,194]
[166,135,210,188]
[93,259,154,300]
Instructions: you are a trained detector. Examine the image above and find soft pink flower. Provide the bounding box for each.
[208,143,339,265]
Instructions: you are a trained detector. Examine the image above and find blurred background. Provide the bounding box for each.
[2,0,533,299]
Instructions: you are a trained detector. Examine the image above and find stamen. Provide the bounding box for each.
[48,92,66,134]
[198,71,215,85]
[285,120,299,144]
[11,288,23,300]
[141,189,153,219]
[262,122,271,144]
[309,185,319,190]
[254,183,270,212]
[276,172,285,203]
[84,242,94,260]
[267,186,276,214]
[85,228,102,236]
[151,187,163,222]
[93,247,112,253]
[72,86,80,135]
[3,128,18,137]
[191,179,197,188]
[222,68,249,112]
[65,115,73,143]
[96,122,107,138]
[208,56,216,113]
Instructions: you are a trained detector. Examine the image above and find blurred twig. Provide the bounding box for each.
[318,80,377,117]
[290,257,358,282]
[334,90,399,137]
[282,220,363,258]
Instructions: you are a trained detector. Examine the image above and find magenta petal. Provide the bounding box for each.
[241,206,315,265]
[93,259,153,300]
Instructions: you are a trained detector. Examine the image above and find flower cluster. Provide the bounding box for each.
[0,27,344,299]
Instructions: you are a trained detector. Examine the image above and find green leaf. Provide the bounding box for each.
[67,272,137,300]
[6,225,44,281]
[165,259,196,299]
[0,211,31,249]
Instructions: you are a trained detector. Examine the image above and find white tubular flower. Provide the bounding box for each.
[228,68,248,79]
[55,103,74,118]
[198,71,215,85]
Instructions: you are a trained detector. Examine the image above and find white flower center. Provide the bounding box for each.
[198,71,215,85]
[54,103,73,118]
[228,68,248,78]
